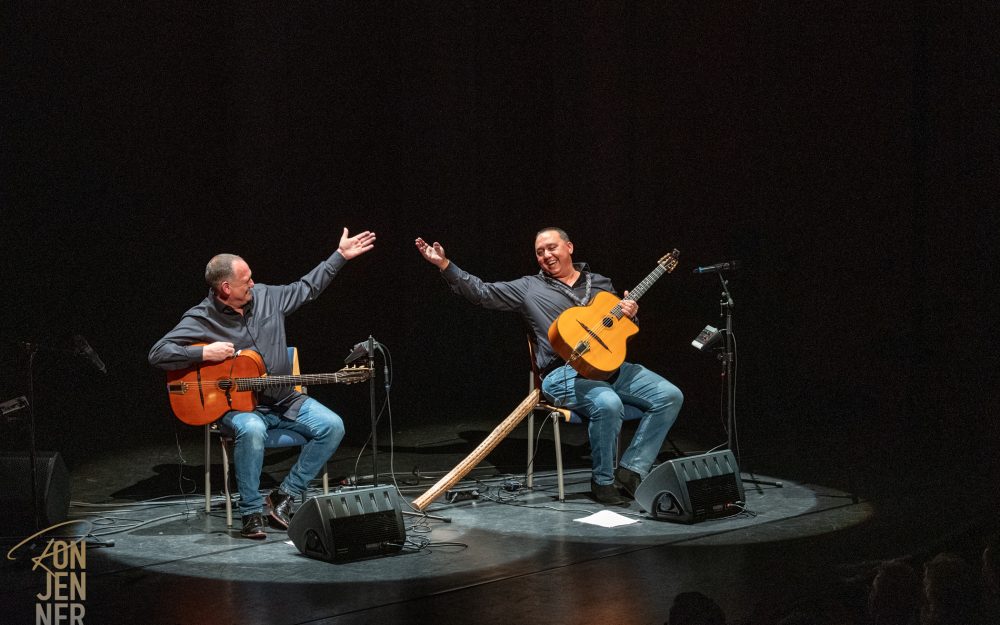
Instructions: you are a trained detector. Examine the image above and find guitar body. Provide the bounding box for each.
[166,350,266,426]
[546,250,679,381]
[548,290,638,381]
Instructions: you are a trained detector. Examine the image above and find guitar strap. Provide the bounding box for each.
[540,269,593,306]
[539,268,592,379]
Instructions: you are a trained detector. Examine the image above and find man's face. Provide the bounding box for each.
[535,230,574,279]
[221,259,254,309]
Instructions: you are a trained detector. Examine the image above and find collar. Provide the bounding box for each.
[540,263,593,306]
[209,289,253,316]
[538,262,590,284]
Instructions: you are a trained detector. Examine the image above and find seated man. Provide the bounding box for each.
[415,227,682,505]
[149,228,375,537]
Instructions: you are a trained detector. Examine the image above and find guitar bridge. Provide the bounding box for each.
[575,319,611,353]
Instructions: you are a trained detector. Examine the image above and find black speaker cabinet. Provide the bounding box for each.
[288,485,406,562]
[634,451,744,523]
[0,451,71,534]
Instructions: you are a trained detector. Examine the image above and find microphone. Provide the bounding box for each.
[73,335,107,374]
[692,260,739,274]
[344,341,370,365]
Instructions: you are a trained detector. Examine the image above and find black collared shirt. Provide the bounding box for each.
[440,261,617,372]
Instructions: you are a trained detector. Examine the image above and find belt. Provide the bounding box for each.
[539,358,567,380]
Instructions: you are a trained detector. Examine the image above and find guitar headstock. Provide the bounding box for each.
[337,365,373,384]
[658,249,680,273]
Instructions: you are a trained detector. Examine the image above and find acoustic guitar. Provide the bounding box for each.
[165,348,370,425]
[547,249,680,380]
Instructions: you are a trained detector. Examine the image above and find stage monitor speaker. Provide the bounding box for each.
[0,451,71,534]
[634,450,744,524]
[288,485,406,562]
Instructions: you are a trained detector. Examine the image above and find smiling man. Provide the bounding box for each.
[415,227,682,505]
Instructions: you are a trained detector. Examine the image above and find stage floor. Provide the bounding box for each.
[1,422,995,625]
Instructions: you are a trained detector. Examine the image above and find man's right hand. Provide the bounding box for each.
[202,342,235,362]
[415,237,450,270]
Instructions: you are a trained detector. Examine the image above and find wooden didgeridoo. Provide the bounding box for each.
[411,389,539,511]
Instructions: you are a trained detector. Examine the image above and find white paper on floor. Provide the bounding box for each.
[573,509,640,528]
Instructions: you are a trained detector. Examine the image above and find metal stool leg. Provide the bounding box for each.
[525,411,536,489]
[552,414,565,502]
[220,437,233,528]
[204,426,211,513]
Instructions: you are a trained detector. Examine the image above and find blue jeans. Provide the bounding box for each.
[220,397,345,516]
[541,362,682,485]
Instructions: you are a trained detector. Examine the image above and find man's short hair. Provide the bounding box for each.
[535,227,570,242]
[205,254,242,290]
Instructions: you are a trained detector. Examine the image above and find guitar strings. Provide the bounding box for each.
[567,260,672,362]
[171,369,372,390]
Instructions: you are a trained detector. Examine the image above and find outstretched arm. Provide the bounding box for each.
[415,235,531,311]
[271,227,376,315]
[414,237,449,270]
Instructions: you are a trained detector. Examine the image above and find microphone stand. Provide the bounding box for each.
[368,336,378,487]
[23,342,41,531]
[6,337,104,534]
[361,337,449,522]
[717,276,781,489]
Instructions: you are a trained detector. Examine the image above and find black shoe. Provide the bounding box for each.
[614,467,642,499]
[591,480,629,506]
[267,488,294,529]
[240,512,266,539]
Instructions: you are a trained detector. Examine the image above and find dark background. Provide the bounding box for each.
[3,2,997,490]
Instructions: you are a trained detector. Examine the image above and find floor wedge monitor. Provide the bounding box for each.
[0,451,70,534]
[634,450,745,523]
[288,485,406,562]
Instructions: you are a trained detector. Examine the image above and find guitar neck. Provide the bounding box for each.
[236,372,362,391]
[626,264,669,302]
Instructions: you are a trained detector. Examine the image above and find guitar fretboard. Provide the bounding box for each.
[609,250,679,317]
[235,370,370,391]
[628,264,669,302]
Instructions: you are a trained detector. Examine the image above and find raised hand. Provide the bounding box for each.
[414,237,449,270]
[338,228,376,260]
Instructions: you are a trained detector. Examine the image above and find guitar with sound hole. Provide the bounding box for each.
[165,347,370,425]
[547,249,680,380]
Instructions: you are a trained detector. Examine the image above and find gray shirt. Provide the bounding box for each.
[148,251,348,419]
[440,261,617,373]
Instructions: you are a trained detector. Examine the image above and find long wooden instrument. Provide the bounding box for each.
[412,389,539,511]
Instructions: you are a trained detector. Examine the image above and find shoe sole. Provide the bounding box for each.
[241,529,266,540]
[614,471,641,499]
[591,491,629,506]
[595,497,629,506]
[614,480,637,499]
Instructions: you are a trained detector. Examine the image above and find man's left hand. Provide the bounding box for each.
[338,228,376,260]
[621,290,638,319]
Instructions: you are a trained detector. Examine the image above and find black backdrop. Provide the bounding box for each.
[3,2,997,486]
